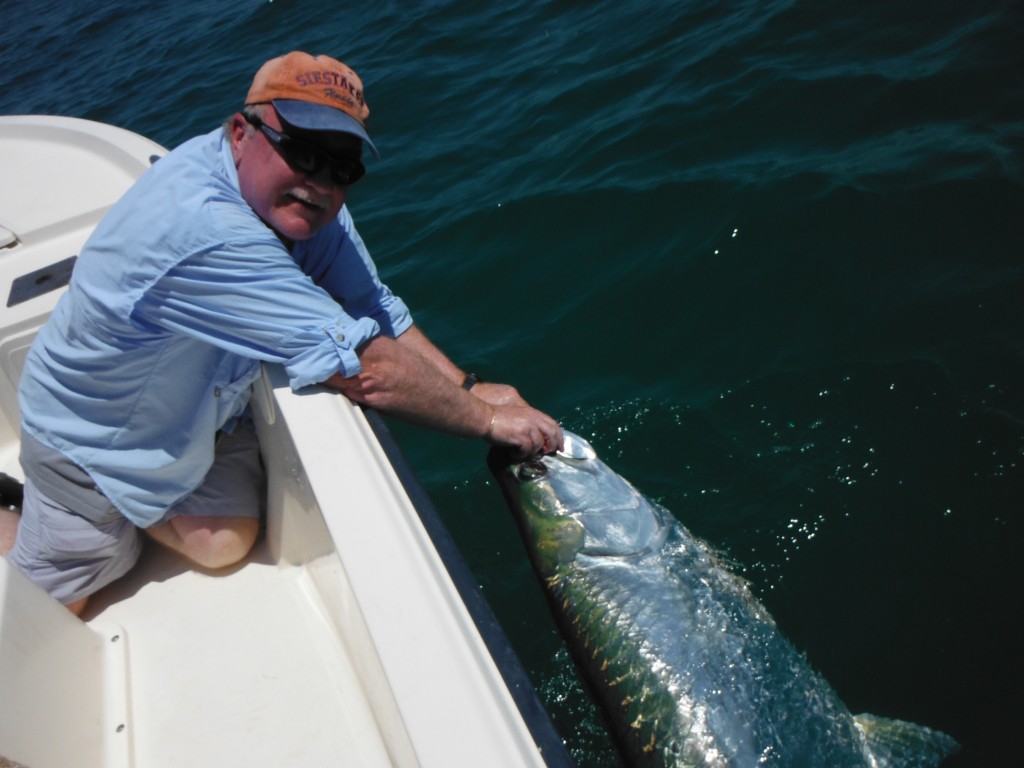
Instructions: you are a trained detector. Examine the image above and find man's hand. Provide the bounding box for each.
[486,403,563,456]
[469,381,528,408]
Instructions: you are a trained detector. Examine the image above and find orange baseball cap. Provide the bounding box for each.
[246,51,379,157]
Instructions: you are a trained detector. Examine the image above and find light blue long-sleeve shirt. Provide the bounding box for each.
[18,128,412,526]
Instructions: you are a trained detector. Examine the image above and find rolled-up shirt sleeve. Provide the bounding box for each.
[278,316,381,388]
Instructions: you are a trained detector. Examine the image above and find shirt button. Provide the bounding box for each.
[214,387,222,397]
[336,333,346,342]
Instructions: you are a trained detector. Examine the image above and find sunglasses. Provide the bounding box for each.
[244,112,366,186]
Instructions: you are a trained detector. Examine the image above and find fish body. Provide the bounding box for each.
[489,431,957,767]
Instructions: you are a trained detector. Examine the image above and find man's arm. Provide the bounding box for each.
[394,325,533,407]
[324,328,562,455]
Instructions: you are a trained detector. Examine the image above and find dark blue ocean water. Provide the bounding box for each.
[3,1,1022,765]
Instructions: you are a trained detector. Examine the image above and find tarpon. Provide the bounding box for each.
[489,431,958,767]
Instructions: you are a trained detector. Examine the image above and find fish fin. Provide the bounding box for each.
[854,713,959,767]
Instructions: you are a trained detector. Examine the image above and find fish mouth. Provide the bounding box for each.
[556,431,598,461]
[486,446,552,500]
[486,430,597,480]
[486,444,526,477]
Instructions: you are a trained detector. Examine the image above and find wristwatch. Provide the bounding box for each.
[462,372,482,391]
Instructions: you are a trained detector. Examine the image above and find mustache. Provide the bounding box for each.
[286,187,330,210]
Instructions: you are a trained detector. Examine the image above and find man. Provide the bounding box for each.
[2,52,562,616]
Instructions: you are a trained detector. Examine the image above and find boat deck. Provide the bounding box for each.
[88,538,392,767]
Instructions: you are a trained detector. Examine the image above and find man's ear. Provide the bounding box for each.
[228,113,248,163]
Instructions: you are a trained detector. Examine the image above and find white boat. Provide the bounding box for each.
[0,115,572,768]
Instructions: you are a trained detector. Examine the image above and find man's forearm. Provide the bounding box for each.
[325,327,564,455]
[325,334,493,438]
[395,325,528,407]
[395,324,465,386]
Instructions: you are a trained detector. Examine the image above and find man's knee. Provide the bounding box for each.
[189,517,259,569]
[151,515,259,570]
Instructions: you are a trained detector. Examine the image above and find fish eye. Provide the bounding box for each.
[517,460,548,482]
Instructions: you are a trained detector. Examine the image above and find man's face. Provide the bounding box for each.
[230,107,362,242]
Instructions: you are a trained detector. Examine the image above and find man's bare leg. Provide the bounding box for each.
[0,507,18,556]
[146,515,259,570]
[66,597,88,615]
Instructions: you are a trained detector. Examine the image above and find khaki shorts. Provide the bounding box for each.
[8,426,264,605]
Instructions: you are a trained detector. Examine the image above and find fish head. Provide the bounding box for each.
[489,431,669,577]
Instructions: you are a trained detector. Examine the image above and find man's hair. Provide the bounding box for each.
[223,103,268,135]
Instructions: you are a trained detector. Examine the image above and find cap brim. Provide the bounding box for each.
[273,99,380,159]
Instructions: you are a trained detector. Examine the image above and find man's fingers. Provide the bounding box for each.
[486,403,563,457]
